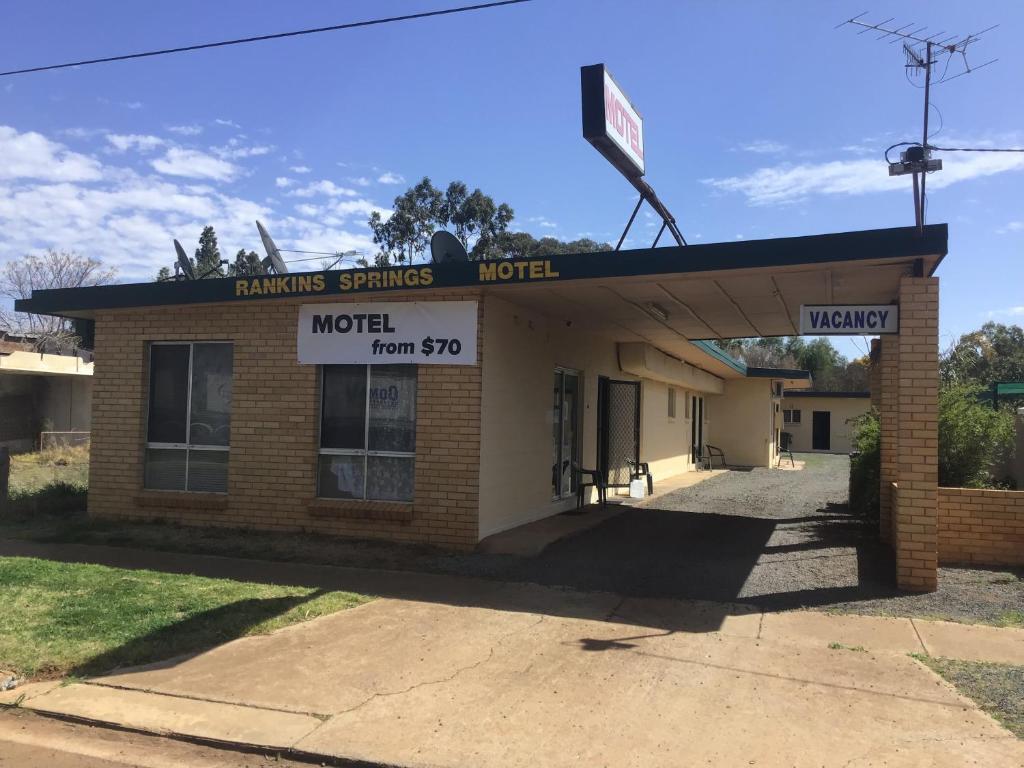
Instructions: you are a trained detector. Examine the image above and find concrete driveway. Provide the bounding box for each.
[10,573,1024,768]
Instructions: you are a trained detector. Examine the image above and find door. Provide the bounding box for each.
[551,369,580,498]
[598,377,640,488]
[812,410,831,451]
[690,395,704,462]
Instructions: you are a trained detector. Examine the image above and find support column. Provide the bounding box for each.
[894,276,939,592]
[878,336,899,543]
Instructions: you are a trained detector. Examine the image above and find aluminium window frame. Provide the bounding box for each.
[317,364,417,501]
[551,366,582,501]
[145,341,233,493]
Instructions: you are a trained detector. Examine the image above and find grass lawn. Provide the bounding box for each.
[0,556,370,680]
[918,656,1024,738]
[8,446,89,516]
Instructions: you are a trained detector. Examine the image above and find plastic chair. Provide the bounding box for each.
[574,463,607,509]
[625,459,654,495]
[778,431,795,467]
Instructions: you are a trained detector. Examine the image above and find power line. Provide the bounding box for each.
[0,0,534,78]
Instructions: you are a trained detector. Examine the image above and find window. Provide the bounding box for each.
[552,369,580,499]
[318,365,417,501]
[684,391,691,419]
[667,387,677,419]
[783,409,802,424]
[145,342,233,493]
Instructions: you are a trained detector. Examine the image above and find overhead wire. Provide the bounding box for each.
[0,0,534,77]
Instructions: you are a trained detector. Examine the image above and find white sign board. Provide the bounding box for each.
[799,305,899,335]
[602,71,645,175]
[298,301,477,365]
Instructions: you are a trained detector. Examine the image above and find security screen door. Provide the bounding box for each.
[598,377,640,488]
[552,369,580,498]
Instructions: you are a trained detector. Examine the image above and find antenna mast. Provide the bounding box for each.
[837,13,998,233]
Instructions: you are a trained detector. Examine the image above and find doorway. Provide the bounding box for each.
[552,369,581,499]
[597,377,640,488]
[812,410,831,451]
[690,395,704,463]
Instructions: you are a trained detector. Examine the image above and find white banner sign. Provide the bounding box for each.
[799,305,899,335]
[298,301,477,364]
[602,70,645,176]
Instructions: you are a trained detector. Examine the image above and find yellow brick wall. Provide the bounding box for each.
[88,289,483,550]
[937,488,1024,566]
[878,335,899,544]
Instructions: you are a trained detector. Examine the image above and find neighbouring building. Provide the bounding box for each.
[781,391,872,454]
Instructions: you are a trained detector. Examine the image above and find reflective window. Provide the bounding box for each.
[318,365,417,501]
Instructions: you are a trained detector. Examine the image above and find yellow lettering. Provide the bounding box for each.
[339,273,352,291]
[353,273,367,290]
[515,261,530,279]
[419,267,433,286]
[497,262,514,280]
[404,268,419,287]
[544,261,559,278]
[297,275,312,292]
[313,274,325,291]
[276,276,290,293]
[235,280,249,297]
[367,271,382,289]
[529,261,544,279]
[479,262,497,281]
[249,279,263,295]
[262,277,276,295]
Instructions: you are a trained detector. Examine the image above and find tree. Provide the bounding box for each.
[489,232,612,260]
[938,383,1016,488]
[194,225,224,278]
[0,249,117,351]
[227,249,266,277]
[156,266,172,282]
[941,322,1024,388]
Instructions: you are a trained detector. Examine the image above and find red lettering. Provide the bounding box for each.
[604,85,643,161]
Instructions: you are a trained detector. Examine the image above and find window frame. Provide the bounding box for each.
[317,364,418,501]
[144,341,233,493]
[667,387,677,420]
[783,408,802,424]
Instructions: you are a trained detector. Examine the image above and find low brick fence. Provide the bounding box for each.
[937,487,1024,566]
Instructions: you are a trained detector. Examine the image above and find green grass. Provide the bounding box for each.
[827,642,867,652]
[0,556,370,680]
[997,610,1024,628]
[918,656,1024,738]
[7,446,89,516]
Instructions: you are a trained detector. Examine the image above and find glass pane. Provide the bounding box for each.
[321,366,367,449]
[368,365,417,452]
[187,449,229,493]
[562,373,579,494]
[144,448,186,490]
[317,454,365,499]
[552,372,563,497]
[190,344,233,447]
[147,345,190,443]
[367,455,415,502]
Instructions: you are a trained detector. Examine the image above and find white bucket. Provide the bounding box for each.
[628,478,646,499]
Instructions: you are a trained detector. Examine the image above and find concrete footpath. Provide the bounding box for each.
[2,540,1023,767]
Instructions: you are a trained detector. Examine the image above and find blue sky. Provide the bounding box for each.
[2,0,1022,358]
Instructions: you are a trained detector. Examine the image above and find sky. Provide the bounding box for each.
[1,0,1022,359]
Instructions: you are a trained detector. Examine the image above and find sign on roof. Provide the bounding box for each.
[799,305,899,335]
[581,64,645,178]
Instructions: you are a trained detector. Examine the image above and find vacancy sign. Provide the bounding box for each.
[800,305,899,335]
[298,301,477,364]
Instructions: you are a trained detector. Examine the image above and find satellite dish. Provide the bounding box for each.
[430,230,468,264]
[256,220,288,274]
[173,239,196,280]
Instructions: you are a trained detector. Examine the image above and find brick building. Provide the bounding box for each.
[18,224,947,590]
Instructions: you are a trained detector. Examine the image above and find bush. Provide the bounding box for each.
[939,384,1016,488]
[849,408,880,520]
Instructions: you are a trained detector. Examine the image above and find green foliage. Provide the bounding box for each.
[491,231,612,260]
[155,266,172,282]
[226,249,266,277]
[941,322,1024,388]
[194,225,223,278]
[848,408,880,520]
[938,384,1016,488]
[717,336,869,391]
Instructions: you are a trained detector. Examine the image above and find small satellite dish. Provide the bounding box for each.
[256,220,288,274]
[173,239,196,280]
[430,230,468,264]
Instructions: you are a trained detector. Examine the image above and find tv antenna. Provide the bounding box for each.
[430,230,469,264]
[255,220,363,271]
[837,13,999,233]
[171,238,227,280]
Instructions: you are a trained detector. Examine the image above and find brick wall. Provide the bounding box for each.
[938,487,1024,566]
[88,289,483,550]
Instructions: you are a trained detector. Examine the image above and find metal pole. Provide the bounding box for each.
[652,221,667,248]
[616,195,645,251]
[919,40,932,234]
[912,172,922,229]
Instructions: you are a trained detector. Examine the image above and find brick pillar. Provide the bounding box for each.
[894,276,939,592]
[878,336,899,543]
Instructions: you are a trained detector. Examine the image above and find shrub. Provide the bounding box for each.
[849,408,880,520]
[938,384,1016,488]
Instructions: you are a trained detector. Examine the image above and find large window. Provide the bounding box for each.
[318,365,417,502]
[783,409,802,424]
[145,342,233,493]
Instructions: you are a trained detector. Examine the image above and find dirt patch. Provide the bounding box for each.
[919,656,1024,738]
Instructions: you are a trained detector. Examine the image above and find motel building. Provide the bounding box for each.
[17,223,946,591]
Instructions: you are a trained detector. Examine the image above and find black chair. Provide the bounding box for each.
[625,459,654,495]
[778,431,795,467]
[574,463,607,509]
[704,444,727,469]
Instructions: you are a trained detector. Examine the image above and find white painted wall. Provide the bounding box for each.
[781,395,870,453]
[707,378,776,467]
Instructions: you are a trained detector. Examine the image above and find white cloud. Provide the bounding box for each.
[0,125,102,182]
[330,199,390,219]
[213,143,272,160]
[377,171,405,185]
[106,134,165,153]
[214,118,241,129]
[528,215,557,229]
[349,176,372,187]
[996,221,1023,235]
[151,148,239,182]
[737,139,787,154]
[168,124,203,136]
[294,203,319,217]
[123,101,143,110]
[275,177,294,188]
[290,165,311,174]
[287,180,358,198]
[987,306,1024,318]
[703,147,1024,206]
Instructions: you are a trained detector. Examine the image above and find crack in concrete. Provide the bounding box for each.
[908,618,931,656]
[328,614,548,718]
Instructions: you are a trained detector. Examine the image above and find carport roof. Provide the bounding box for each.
[16,224,945,379]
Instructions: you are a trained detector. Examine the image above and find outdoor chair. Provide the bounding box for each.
[703,444,726,469]
[777,431,795,467]
[574,463,607,509]
[625,459,654,496]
